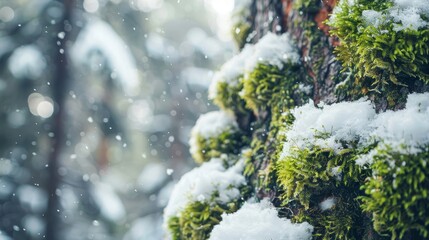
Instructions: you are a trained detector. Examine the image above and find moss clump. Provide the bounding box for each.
[191,129,249,164]
[211,78,248,114]
[232,21,252,50]
[242,63,308,114]
[276,144,374,239]
[167,201,239,240]
[328,0,429,93]
[277,146,369,208]
[361,145,429,239]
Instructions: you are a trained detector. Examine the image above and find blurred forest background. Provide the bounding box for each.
[0,0,236,239]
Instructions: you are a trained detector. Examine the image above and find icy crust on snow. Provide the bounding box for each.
[360,0,429,31]
[209,199,313,240]
[281,93,429,165]
[163,158,246,219]
[209,32,299,99]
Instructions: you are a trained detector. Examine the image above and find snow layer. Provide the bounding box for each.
[72,20,140,96]
[281,93,429,165]
[319,197,336,211]
[360,0,429,31]
[281,99,376,157]
[164,158,246,219]
[190,110,238,139]
[209,199,313,240]
[209,32,299,99]
[244,32,299,72]
[189,110,239,157]
[208,45,254,99]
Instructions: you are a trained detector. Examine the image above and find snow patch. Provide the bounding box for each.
[163,158,245,219]
[319,197,336,211]
[360,0,429,31]
[281,99,376,157]
[244,32,299,72]
[189,110,239,157]
[282,93,429,166]
[208,45,254,99]
[209,199,313,240]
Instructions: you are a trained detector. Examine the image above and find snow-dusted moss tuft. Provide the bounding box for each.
[208,45,254,113]
[276,92,429,239]
[164,158,248,240]
[329,0,429,100]
[240,32,307,113]
[189,110,248,164]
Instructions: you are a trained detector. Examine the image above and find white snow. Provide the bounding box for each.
[281,93,429,166]
[72,19,140,96]
[191,110,238,139]
[281,99,376,157]
[362,10,384,28]
[163,158,245,219]
[208,45,254,99]
[358,0,429,31]
[319,197,336,211]
[209,199,313,240]
[8,45,46,79]
[366,93,429,156]
[209,32,299,100]
[244,32,299,72]
[189,110,239,157]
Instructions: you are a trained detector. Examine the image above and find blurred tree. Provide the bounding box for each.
[0,0,230,239]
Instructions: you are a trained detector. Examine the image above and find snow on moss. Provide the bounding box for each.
[208,45,254,99]
[190,110,238,140]
[360,0,429,31]
[209,199,313,240]
[163,158,246,219]
[370,93,429,152]
[244,32,299,72]
[281,93,429,165]
[209,32,299,101]
[281,99,376,158]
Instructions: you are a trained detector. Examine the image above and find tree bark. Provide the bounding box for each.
[46,1,74,239]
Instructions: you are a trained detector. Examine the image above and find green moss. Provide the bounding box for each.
[295,194,369,240]
[293,0,321,12]
[277,146,368,208]
[167,201,239,240]
[328,0,429,96]
[242,63,308,114]
[232,21,252,50]
[212,78,248,113]
[360,145,429,239]
[276,142,375,239]
[191,128,249,164]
